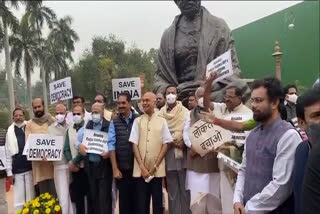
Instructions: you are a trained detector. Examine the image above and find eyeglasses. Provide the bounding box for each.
[250,97,265,104]
[73,113,81,116]
[224,95,239,99]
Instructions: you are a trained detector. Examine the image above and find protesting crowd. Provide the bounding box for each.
[0,70,319,214]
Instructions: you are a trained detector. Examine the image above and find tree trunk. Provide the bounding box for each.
[3,20,15,122]
[25,66,33,116]
[36,20,48,112]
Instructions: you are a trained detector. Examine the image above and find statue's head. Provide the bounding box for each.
[174,0,201,19]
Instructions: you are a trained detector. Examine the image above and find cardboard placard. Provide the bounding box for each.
[49,77,73,104]
[112,77,141,101]
[188,120,232,157]
[206,49,233,83]
[25,134,63,161]
[0,146,6,170]
[83,129,108,155]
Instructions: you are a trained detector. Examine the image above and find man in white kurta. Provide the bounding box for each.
[48,104,74,214]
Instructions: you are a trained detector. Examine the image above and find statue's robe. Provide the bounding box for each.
[154,7,250,103]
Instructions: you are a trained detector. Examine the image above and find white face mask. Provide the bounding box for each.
[197,97,204,108]
[73,115,83,124]
[55,114,65,124]
[166,93,177,104]
[286,94,298,104]
[92,113,102,124]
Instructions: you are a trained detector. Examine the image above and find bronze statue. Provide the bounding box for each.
[154,0,249,105]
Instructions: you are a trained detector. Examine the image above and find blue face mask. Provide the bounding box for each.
[92,113,102,124]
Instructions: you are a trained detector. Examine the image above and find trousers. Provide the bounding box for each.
[13,171,35,213]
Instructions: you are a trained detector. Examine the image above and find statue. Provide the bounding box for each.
[154,0,249,105]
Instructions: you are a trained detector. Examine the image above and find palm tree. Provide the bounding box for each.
[0,0,19,117]
[24,0,56,111]
[42,37,69,81]
[10,15,39,112]
[46,16,79,80]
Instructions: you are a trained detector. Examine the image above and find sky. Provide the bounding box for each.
[7,1,302,84]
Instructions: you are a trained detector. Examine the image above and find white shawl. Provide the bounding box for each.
[6,121,27,156]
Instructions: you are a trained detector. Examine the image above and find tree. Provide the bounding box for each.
[24,0,56,111]
[10,15,39,112]
[45,15,79,80]
[0,0,19,119]
[71,35,157,106]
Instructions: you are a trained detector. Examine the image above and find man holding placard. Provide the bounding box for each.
[129,92,172,214]
[76,103,112,214]
[183,86,223,214]
[25,98,56,196]
[5,108,34,213]
[48,103,73,214]
[158,85,191,214]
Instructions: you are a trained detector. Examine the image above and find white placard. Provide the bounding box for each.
[25,134,63,161]
[188,120,232,157]
[112,77,141,101]
[206,49,233,83]
[0,146,6,170]
[83,129,108,155]
[49,77,73,104]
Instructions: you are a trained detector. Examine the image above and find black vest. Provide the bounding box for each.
[12,126,32,174]
[113,111,138,170]
[86,118,110,133]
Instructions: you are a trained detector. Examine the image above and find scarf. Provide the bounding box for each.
[159,101,189,158]
[7,121,27,156]
[190,105,206,126]
[32,113,55,126]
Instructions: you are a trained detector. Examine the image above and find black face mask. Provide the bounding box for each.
[306,123,320,145]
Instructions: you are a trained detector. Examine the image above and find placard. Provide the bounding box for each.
[188,120,232,157]
[112,77,141,101]
[83,129,108,155]
[206,49,233,83]
[49,77,73,104]
[26,134,63,161]
[0,146,6,170]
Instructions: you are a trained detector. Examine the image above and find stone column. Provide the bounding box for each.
[272,41,283,81]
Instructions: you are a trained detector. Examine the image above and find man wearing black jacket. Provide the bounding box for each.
[109,92,139,214]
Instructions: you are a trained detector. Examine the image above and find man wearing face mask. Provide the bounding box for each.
[94,93,113,122]
[284,84,298,121]
[47,103,73,214]
[158,85,190,214]
[76,103,112,214]
[66,96,91,124]
[5,108,34,213]
[25,98,56,196]
[183,86,222,213]
[64,105,89,214]
[292,87,320,214]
